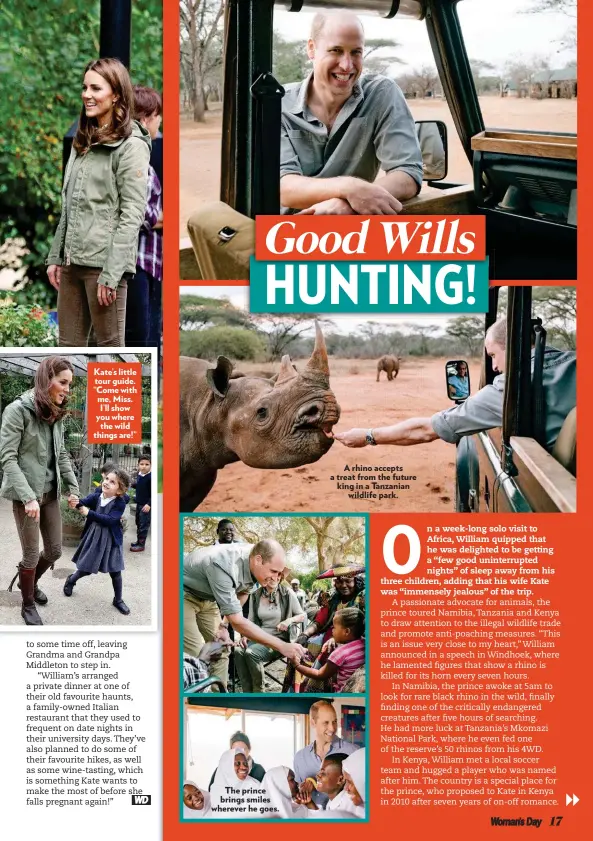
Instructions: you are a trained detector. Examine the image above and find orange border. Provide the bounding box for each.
[163,0,592,836]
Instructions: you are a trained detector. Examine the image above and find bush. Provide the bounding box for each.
[180,326,266,361]
[0,301,58,346]
[0,1,163,302]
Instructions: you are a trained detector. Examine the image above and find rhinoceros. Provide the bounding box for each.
[180,323,341,511]
[377,355,400,382]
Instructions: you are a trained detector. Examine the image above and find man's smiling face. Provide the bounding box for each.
[308,16,364,97]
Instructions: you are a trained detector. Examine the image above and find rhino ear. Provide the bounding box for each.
[206,356,234,398]
[273,355,299,387]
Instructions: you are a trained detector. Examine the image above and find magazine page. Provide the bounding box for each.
[1,1,591,840]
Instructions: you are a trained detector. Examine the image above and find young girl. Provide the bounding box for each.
[63,468,131,615]
[294,607,365,692]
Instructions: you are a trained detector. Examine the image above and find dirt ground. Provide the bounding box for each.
[179,96,577,236]
[198,356,481,514]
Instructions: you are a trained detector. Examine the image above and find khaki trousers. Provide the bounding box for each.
[183,592,229,689]
[58,265,127,347]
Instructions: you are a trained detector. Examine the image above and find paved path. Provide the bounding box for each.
[0,499,153,627]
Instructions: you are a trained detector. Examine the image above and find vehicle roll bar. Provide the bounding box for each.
[275,0,424,20]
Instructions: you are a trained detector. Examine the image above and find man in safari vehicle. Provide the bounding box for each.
[334,318,576,453]
[280,10,423,215]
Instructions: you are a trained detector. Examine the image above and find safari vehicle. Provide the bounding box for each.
[452,285,576,514]
[184,0,576,281]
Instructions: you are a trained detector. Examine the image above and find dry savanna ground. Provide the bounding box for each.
[179,96,577,235]
[198,355,482,514]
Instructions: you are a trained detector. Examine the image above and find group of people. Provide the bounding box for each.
[182,520,366,694]
[0,356,152,624]
[46,57,162,347]
[184,701,365,820]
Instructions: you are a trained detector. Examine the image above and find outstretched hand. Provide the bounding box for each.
[332,428,368,447]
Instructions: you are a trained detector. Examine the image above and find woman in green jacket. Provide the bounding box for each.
[1,357,80,625]
[46,57,151,347]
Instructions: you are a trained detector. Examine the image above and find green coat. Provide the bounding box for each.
[47,121,151,290]
[0,390,79,503]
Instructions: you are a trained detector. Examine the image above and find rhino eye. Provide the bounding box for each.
[256,407,268,420]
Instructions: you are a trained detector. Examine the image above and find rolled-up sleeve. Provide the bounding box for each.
[205,562,242,616]
[431,383,505,444]
[374,78,423,189]
[280,121,304,178]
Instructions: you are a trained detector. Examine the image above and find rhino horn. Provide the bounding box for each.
[304,321,330,382]
[274,354,299,387]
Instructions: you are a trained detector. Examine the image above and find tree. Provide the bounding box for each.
[503,55,551,93]
[469,59,501,95]
[273,31,309,85]
[396,65,441,98]
[179,0,224,122]
[179,294,252,330]
[182,516,365,576]
[0,0,163,302]
[363,38,402,76]
[532,286,576,350]
[523,1,576,51]
[446,316,484,357]
[252,314,329,360]
[304,516,365,573]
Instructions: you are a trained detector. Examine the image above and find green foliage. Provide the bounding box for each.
[183,515,366,575]
[273,31,310,85]
[180,294,253,331]
[0,300,58,346]
[179,326,266,361]
[445,316,484,357]
[0,373,33,412]
[0,0,162,302]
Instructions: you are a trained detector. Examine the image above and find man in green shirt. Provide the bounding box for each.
[183,538,307,689]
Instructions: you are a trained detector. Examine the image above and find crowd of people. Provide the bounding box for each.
[184,701,365,820]
[182,520,366,694]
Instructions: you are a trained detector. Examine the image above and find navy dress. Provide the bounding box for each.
[72,494,126,574]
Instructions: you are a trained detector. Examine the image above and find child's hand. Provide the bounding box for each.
[142,504,151,513]
[79,506,89,517]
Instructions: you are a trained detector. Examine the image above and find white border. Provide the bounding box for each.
[0,346,158,633]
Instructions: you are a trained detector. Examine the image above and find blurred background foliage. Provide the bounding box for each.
[0,0,162,305]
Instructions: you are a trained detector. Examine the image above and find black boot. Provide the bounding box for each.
[32,556,55,605]
[19,565,43,626]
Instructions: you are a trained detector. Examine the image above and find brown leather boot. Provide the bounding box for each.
[32,556,55,605]
[19,565,43,626]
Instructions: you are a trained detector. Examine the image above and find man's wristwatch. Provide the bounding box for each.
[365,429,377,446]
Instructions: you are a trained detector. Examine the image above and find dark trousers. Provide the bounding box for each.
[125,267,161,348]
[135,507,151,544]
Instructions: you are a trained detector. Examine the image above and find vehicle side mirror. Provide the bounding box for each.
[446,360,470,402]
[415,120,448,182]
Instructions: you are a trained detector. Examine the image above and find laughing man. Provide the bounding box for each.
[280,11,423,215]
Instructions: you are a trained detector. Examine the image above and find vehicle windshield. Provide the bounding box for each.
[456,0,576,135]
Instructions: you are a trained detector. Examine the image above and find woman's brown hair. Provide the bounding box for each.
[73,57,134,154]
[33,357,74,423]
